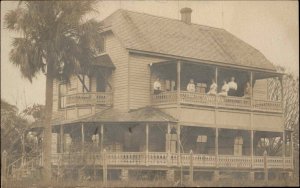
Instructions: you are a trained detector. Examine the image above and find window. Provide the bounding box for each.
[59,83,67,108]
[94,36,105,55]
[96,74,106,92]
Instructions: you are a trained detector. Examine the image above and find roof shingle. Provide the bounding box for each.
[102,9,276,71]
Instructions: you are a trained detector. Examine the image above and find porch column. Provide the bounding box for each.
[215,128,219,168]
[167,123,171,153]
[177,123,181,164]
[291,132,294,168]
[215,67,218,85]
[251,130,254,168]
[146,123,149,166]
[100,124,104,152]
[215,67,218,106]
[250,72,253,107]
[60,125,64,153]
[2,150,8,183]
[283,131,286,169]
[81,123,84,154]
[177,61,181,107]
[263,150,268,184]
[120,169,129,181]
[279,76,284,110]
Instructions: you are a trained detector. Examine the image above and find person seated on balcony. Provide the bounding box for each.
[228,76,238,96]
[153,78,162,94]
[218,80,229,96]
[244,81,252,98]
[207,79,217,95]
[187,79,196,92]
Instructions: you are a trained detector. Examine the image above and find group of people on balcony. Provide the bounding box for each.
[154,76,252,97]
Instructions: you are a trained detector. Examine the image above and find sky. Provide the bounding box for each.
[1,0,299,111]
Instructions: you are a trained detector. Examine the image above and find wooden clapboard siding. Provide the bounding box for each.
[129,54,167,109]
[67,75,79,94]
[253,79,268,100]
[105,32,129,110]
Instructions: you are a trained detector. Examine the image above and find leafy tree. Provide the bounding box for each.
[256,66,299,159]
[1,99,28,162]
[4,1,103,181]
[23,103,45,125]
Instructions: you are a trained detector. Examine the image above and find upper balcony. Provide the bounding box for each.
[61,92,113,108]
[150,61,283,114]
[152,91,282,113]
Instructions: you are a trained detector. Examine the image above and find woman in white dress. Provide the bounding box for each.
[218,80,229,96]
[207,79,217,95]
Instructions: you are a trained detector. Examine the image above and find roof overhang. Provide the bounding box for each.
[93,54,115,69]
[51,107,178,126]
[129,49,282,77]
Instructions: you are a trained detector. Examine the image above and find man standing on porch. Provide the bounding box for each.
[154,78,162,94]
[187,79,196,92]
[228,76,238,96]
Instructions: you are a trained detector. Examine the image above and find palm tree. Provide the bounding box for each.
[4,1,103,182]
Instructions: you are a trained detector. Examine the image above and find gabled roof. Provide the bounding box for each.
[51,107,177,126]
[82,106,177,123]
[94,54,115,69]
[102,9,276,72]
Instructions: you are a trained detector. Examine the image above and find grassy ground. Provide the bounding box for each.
[2,178,299,188]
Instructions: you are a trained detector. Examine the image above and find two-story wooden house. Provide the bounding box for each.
[41,8,294,182]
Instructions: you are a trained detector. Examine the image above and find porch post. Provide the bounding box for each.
[291,131,294,173]
[215,67,218,106]
[2,150,8,183]
[189,150,194,183]
[100,124,104,152]
[177,61,181,106]
[279,76,284,110]
[250,72,253,107]
[167,123,171,166]
[215,67,218,85]
[263,150,268,184]
[177,123,181,164]
[81,123,84,154]
[60,125,64,153]
[146,123,149,166]
[283,131,286,169]
[251,130,254,168]
[215,128,219,168]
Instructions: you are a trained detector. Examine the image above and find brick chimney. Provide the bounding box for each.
[180,7,192,24]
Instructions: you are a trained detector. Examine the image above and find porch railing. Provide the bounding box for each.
[64,92,113,107]
[252,99,282,112]
[51,152,292,170]
[151,91,177,105]
[151,91,282,113]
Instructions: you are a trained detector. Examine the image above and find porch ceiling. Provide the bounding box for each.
[151,60,282,79]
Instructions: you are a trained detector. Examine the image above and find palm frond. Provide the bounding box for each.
[9,37,43,82]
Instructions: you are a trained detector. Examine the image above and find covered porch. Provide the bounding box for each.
[150,61,283,113]
[50,107,293,171]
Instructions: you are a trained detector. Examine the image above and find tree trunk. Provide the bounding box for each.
[42,62,54,182]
